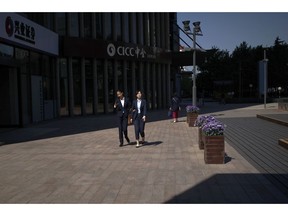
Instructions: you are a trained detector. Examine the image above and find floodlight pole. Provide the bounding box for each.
[192,27,197,106]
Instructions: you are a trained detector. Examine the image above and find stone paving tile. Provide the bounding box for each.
[1,107,288,203]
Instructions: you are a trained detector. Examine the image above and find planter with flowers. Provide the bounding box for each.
[202,120,225,164]
[186,105,200,127]
[194,115,216,150]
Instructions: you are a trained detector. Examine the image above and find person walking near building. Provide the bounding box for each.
[131,90,147,148]
[114,89,131,147]
[169,93,181,123]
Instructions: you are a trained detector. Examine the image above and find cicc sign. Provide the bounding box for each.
[107,43,146,59]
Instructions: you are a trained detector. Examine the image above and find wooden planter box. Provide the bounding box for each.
[187,113,198,127]
[198,127,204,150]
[203,135,225,164]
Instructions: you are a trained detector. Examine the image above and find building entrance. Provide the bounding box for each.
[0,65,20,127]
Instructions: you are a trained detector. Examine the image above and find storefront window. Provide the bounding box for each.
[83,13,92,38]
[55,13,66,36]
[117,61,124,91]
[107,60,114,112]
[30,52,41,75]
[72,58,81,115]
[70,13,79,37]
[85,59,93,114]
[97,60,104,113]
[0,43,14,58]
[59,58,69,116]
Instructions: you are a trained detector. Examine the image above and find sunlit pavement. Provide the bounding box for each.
[0,103,288,203]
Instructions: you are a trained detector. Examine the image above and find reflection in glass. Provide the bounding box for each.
[72,58,81,115]
[104,13,112,40]
[115,13,122,41]
[95,13,103,39]
[70,13,79,37]
[55,13,66,36]
[83,13,92,38]
[123,13,129,43]
[60,58,69,116]
[85,59,93,114]
[0,43,14,57]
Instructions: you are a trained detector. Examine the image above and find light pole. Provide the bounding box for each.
[182,20,202,106]
[263,50,268,109]
[278,86,282,98]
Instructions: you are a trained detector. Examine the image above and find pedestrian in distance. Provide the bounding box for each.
[169,92,181,123]
[114,89,131,147]
[131,90,147,148]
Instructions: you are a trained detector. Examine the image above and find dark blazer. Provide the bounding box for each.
[170,96,180,112]
[114,97,131,117]
[132,99,147,120]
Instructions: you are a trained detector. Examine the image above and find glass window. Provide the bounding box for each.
[83,13,92,38]
[59,58,69,116]
[104,13,112,40]
[115,13,122,41]
[85,59,93,114]
[97,60,104,113]
[70,13,79,37]
[137,13,144,45]
[55,13,66,36]
[117,61,124,91]
[130,13,137,44]
[72,58,81,115]
[95,13,103,39]
[123,13,129,43]
[107,60,114,112]
[126,61,132,99]
[0,43,14,58]
[30,52,41,75]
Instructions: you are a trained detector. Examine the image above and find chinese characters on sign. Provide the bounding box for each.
[5,16,36,44]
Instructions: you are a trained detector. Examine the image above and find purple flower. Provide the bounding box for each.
[202,120,225,136]
[194,115,216,127]
[186,105,200,113]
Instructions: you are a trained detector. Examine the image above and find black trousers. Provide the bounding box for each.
[134,115,145,140]
[118,115,128,144]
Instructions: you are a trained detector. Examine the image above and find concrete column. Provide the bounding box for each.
[146,62,151,109]
[165,13,170,50]
[114,60,118,92]
[139,62,144,91]
[143,13,149,46]
[152,63,156,109]
[79,13,84,38]
[66,13,71,36]
[92,59,98,114]
[92,13,96,39]
[55,58,61,117]
[157,64,162,108]
[68,57,74,116]
[131,62,136,98]
[155,13,161,48]
[160,13,165,49]
[104,59,109,114]
[123,60,128,97]
[150,13,155,47]
[162,64,167,108]
[167,64,171,105]
[81,57,86,116]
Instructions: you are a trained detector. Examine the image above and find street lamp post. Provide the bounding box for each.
[278,86,282,98]
[182,20,202,106]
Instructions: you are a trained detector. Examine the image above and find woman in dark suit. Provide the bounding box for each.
[114,89,131,147]
[131,90,147,148]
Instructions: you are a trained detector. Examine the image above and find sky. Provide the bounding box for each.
[177,13,288,54]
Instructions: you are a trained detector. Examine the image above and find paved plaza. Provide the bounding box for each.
[0,103,288,203]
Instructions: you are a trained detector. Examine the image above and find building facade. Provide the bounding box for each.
[0,13,179,127]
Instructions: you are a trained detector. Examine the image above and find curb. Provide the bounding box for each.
[256,114,288,127]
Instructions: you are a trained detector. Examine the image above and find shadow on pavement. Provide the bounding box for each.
[164,173,288,203]
[0,102,272,145]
